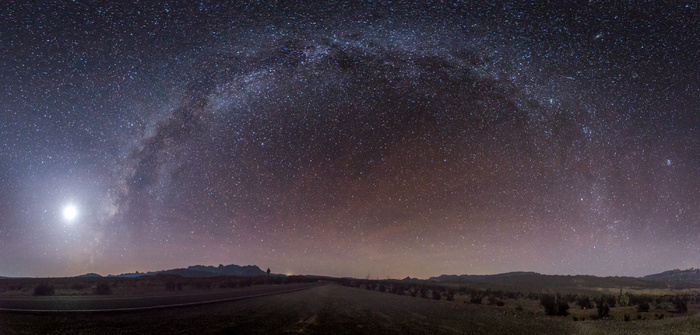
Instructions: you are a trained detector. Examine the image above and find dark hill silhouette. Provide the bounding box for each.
[427,271,700,290]
[77,273,102,278]
[107,264,268,278]
[187,264,267,276]
[643,268,700,282]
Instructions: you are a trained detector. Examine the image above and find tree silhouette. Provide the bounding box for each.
[267,268,271,276]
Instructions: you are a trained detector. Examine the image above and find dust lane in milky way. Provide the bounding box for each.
[0,1,698,278]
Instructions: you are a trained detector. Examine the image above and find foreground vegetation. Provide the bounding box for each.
[2,283,700,334]
[336,277,700,319]
[2,275,700,334]
[0,274,315,297]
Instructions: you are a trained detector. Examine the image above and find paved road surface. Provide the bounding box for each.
[0,282,323,312]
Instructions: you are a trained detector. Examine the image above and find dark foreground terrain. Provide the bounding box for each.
[2,283,699,334]
[0,283,318,312]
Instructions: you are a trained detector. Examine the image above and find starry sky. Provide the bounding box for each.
[1,1,698,279]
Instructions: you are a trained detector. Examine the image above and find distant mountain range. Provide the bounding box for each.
[417,269,700,289]
[77,273,102,278]
[3,266,700,283]
[642,268,700,283]
[98,264,269,278]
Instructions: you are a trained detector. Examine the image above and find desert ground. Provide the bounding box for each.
[1,276,700,334]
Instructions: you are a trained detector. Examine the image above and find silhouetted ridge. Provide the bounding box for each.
[643,268,700,283]
[107,264,269,278]
[426,271,698,289]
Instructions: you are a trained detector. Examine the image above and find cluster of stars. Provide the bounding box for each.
[0,1,698,278]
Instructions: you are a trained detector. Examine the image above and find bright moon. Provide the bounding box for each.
[63,205,78,221]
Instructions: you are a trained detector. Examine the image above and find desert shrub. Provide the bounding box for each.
[572,316,579,321]
[34,283,55,296]
[496,300,505,306]
[596,298,610,318]
[605,295,616,308]
[193,281,212,289]
[378,284,386,293]
[391,284,404,295]
[431,290,442,300]
[95,283,112,295]
[637,299,650,313]
[576,295,593,309]
[488,295,497,305]
[624,314,630,321]
[409,287,418,297]
[470,293,482,304]
[672,296,688,313]
[420,287,428,299]
[71,282,86,290]
[556,295,570,316]
[515,304,524,311]
[541,294,556,315]
[541,294,569,316]
[637,314,642,320]
[619,294,630,307]
[165,281,177,291]
[445,290,455,301]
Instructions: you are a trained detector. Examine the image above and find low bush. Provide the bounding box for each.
[165,281,177,291]
[596,297,610,318]
[445,290,455,301]
[34,283,55,296]
[95,283,112,295]
[470,293,482,305]
[672,295,688,313]
[576,295,593,309]
[637,299,650,313]
[541,294,569,316]
[71,282,86,290]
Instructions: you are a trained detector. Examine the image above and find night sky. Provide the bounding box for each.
[1,1,698,279]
